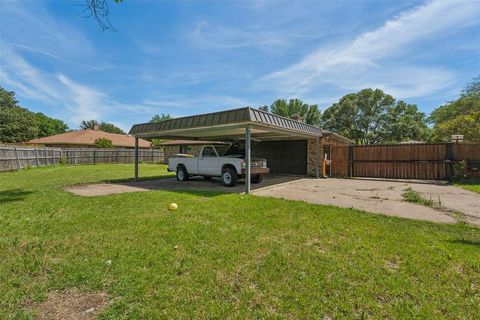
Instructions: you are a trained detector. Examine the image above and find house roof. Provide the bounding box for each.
[159,140,228,146]
[129,107,323,140]
[29,129,152,148]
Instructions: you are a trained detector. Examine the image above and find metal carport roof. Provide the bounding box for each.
[129,107,322,141]
[129,107,323,192]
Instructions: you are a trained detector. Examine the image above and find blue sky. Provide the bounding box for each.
[1,0,479,131]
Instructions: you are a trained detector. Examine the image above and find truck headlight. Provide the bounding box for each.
[241,160,246,168]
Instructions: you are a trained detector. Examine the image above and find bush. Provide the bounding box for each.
[94,138,113,148]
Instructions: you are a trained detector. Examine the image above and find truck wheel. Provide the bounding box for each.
[176,166,189,181]
[221,167,238,187]
[251,174,263,184]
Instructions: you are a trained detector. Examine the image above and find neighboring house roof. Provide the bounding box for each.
[29,129,152,148]
[159,140,228,146]
[129,107,323,139]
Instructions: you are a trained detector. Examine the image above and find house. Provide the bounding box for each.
[29,129,152,149]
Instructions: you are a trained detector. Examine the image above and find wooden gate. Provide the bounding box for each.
[327,143,480,180]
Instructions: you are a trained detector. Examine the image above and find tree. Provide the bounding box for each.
[99,122,125,134]
[258,105,269,112]
[269,99,322,126]
[80,120,124,134]
[429,78,480,142]
[83,0,124,31]
[0,88,38,143]
[34,113,68,138]
[322,88,428,145]
[80,120,99,130]
[150,114,172,123]
[94,137,114,148]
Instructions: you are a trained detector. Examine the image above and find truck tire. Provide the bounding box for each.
[221,167,238,187]
[251,174,263,184]
[176,166,189,181]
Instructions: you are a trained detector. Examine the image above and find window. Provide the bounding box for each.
[202,147,217,158]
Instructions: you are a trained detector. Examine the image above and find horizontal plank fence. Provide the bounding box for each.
[0,146,164,172]
[328,143,480,180]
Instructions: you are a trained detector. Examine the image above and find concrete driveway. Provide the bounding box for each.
[253,178,480,225]
[67,175,480,225]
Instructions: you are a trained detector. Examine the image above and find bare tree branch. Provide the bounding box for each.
[80,0,122,31]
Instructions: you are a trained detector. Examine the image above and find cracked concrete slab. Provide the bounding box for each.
[66,176,479,225]
[253,178,479,225]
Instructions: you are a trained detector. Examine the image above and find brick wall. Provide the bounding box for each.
[306,133,352,176]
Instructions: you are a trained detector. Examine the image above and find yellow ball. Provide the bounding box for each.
[168,203,178,211]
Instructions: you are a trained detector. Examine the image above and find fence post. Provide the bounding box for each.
[116,149,119,163]
[348,145,353,178]
[93,150,97,165]
[14,147,21,170]
[151,149,154,163]
[53,148,56,165]
[446,143,453,181]
[34,147,39,167]
[44,147,48,166]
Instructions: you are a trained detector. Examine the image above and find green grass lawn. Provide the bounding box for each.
[454,178,480,194]
[1,164,479,319]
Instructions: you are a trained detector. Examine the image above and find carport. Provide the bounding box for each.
[129,107,322,193]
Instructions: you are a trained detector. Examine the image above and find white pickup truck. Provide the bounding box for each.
[167,144,270,187]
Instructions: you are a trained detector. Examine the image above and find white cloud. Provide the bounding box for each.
[0,45,146,130]
[191,20,292,50]
[261,0,480,99]
[143,95,254,114]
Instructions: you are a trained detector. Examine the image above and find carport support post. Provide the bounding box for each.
[134,137,139,180]
[245,125,251,194]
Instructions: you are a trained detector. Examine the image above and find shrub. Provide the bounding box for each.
[94,138,113,148]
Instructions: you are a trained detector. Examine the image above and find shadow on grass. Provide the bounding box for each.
[446,239,480,247]
[0,188,34,204]
[164,189,229,198]
[106,174,175,183]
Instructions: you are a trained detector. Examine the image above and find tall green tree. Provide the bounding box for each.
[322,88,428,145]
[80,120,125,134]
[268,99,321,126]
[0,88,38,143]
[99,122,125,134]
[150,114,172,123]
[34,113,68,137]
[429,77,480,142]
[80,120,99,130]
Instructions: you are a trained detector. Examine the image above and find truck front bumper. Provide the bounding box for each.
[241,168,270,175]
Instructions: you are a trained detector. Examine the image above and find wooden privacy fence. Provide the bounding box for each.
[0,146,165,172]
[326,143,480,180]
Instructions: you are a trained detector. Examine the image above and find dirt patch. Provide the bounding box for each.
[28,288,109,320]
